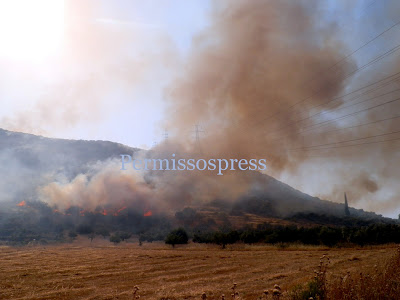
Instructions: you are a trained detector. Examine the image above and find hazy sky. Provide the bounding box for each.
[0,0,388,147]
[0,0,211,148]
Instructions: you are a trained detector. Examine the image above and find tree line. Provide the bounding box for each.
[189,223,400,248]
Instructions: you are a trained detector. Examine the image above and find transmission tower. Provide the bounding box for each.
[192,124,204,155]
[163,129,169,144]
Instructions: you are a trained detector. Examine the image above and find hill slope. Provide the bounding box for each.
[0,128,385,222]
[0,128,138,201]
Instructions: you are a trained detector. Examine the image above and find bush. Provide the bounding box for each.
[109,234,121,244]
[116,231,132,241]
[68,231,77,238]
[96,228,110,239]
[165,228,188,247]
[327,247,400,299]
[76,224,94,235]
[289,255,328,299]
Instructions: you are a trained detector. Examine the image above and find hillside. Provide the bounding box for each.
[0,128,139,201]
[0,127,392,240]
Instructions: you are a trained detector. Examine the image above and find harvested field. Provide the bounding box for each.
[0,240,396,299]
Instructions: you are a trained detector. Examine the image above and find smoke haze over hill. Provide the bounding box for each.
[0,0,400,217]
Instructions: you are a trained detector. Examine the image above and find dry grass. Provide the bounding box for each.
[0,239,397,299]
[326,246,400,299]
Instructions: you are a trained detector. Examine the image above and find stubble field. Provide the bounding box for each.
[0,240,396,300]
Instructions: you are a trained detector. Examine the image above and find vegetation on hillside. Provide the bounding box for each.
[193,223,400,247]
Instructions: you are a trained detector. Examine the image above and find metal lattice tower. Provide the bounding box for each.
[193,124,204,155]
[163,129,169,144]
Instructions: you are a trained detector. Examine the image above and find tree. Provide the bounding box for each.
[213,230,240,248]
[96,228,110,239]
[68,231,77,239]
[139,234,146,246]
[175,208,198,226]
[76,224,94,235]
[117,231,132,241]
[88,232,96,242]
[165,228,188,247]
[110,235,121,244]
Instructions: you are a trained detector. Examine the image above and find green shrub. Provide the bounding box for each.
[68,231,77,238]
[165,228,188,247]
[110,234,121,244]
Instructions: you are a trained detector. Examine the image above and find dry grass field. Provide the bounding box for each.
[0,239,397,300]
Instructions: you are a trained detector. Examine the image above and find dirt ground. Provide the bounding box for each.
[0,239,396,299]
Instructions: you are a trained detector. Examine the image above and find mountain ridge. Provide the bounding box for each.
[0,127,389,222]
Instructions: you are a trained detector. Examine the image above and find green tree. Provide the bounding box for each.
[165,228,188,247]
[76,224,94,235]
[96,228,110,239]
[68,231,77,239]
[117,231,132,241]
[88,232,96,242]
[110,234,121,244]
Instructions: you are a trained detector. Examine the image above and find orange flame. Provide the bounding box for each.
[53,209,69,215]
[50,205,129,217]
[17,200,26,207]
[144,210,152,217]
[113,206,127,216]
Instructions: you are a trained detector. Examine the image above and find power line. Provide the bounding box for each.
[307,114,400,136]
[246,42,400,130]
[269,114,400,147]
[171,2,399,130]
[166,3,400,160]
[292,70,400,120]
[289,128,400,151]
[327,17,400,74]
[297,2,399,96]
[244,74,400,145]
[299,95,400,133]
[266,86,400,139]
[338,43,400,80]
[300,143,398,158]
[289,135,400,152]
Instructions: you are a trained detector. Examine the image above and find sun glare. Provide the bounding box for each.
[0,0,64,61]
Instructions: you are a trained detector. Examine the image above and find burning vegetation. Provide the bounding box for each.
[1,196,399,248]
[0,0,398,252]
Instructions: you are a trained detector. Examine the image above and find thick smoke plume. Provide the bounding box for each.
[33,0,400,216]
[165,0,353,169]
[39,0,350,212]
[163,0,400,214]
[39,152,261,214]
